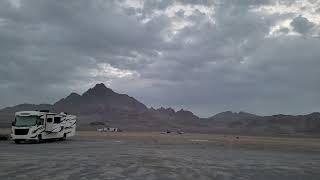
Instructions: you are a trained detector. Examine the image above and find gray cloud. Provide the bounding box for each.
[290,15,315,35]
[0,0,320,117]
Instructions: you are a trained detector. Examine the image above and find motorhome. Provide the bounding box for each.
[11,110,76,144]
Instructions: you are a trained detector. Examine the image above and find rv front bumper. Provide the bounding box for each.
[11,134,38,140]
[11,127,41,140]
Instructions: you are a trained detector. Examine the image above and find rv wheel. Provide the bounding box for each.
[60,133,67,141]
[14,140,21,144]
[38,134,42,143]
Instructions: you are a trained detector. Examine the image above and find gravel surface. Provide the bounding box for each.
[0,136,320,180]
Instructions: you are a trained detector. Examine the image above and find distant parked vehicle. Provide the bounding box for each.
[11,110,76,144]
[176,130,184,134]
[97,127,120,132]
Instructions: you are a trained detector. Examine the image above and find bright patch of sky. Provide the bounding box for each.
[118,0,214,41]
[254,0,320,22]
[96,63,140,79]
[253,0,320,37]
[8,0,21,9]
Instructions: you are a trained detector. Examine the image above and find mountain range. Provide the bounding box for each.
[1,83,319,135]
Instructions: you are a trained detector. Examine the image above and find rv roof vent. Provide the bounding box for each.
[39,110,50,113]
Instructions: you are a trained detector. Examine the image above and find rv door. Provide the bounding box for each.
[45,115,54,131]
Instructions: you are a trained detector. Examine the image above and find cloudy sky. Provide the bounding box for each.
[0,0,320,117]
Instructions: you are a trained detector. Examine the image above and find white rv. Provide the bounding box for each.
[11,110,76,144]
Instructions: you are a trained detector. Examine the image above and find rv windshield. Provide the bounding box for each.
[15,116,39,127]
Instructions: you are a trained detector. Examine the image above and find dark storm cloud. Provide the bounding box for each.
[0,0,320,117]
[0,0,165,106]
[290,15,315,35]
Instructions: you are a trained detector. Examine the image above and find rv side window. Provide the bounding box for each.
[54,117,61,124]
[47,118,53,123]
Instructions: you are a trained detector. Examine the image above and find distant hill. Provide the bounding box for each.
[0,83,320,135]
[205,111,320,135]
[208,111,260,122]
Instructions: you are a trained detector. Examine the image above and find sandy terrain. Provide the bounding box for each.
[0,130,320,180]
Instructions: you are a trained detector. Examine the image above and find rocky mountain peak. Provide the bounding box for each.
[82,83,115,97]
[54,92,81,106]
[67,92,81,98]
[176,109,199,120]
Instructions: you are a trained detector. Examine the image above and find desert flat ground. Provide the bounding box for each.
[0,130,320,180]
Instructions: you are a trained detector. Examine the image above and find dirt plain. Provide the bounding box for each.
[0,130,320,180]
